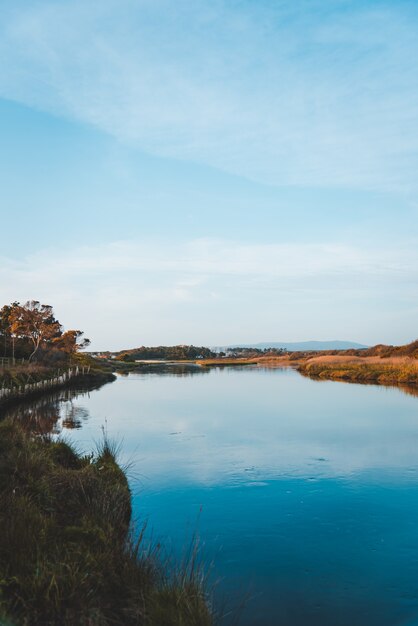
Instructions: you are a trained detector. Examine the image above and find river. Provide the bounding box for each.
[5,365,418,625]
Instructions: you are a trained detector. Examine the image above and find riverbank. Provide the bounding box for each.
[0,364,116,412]
[298,355,418,385]
[196,355,304,367]
[195,353,418,388]
[197,358,259,366]
[0,419,212,625]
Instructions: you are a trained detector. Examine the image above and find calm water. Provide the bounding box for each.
[6,365,418,625]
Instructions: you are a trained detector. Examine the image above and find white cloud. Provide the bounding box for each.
[0,0,418,190]
[0,238,411,282]
[1,238,418,348]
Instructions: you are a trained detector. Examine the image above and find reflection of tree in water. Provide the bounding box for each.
[5,397,61,435]
[2,368,206,435]
[3,388,93,435]
[61,403,90,429]
[127,364,211,377]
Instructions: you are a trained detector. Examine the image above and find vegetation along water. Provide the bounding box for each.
[3,300,418,624]
[5,365,418,625]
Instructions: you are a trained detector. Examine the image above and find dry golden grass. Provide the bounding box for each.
[197,358,259,366]
[304,355,417,366]
[299,355,418,385]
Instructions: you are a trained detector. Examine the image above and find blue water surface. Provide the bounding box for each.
[7,366,418,625]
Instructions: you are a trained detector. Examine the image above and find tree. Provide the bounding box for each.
[53,330,91,355]
[9,301,62,362]
[0,304,12,357]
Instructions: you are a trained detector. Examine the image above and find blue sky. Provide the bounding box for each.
[1,0,418,350]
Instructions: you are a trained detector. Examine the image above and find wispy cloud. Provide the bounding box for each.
[1,238,417,348]
[1,238,413,281]
[0,0,418,191]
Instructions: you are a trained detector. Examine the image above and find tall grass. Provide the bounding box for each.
[0,363,55,388]
[299,356,418,385]
[0,420,213,625]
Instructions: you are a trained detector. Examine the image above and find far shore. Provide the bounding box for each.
[195,353,418,386]
[110,352,418,388]
[297,354,418,386]
[4,346,418,408]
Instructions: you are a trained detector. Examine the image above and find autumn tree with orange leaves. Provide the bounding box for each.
[53,330,91,355]
[1,300,90,362]
[9,301,62,362]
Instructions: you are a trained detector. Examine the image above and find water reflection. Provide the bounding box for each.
[5,367,418,625]
[120,363,211,377]
[2,388,94,434]
[1,364,211,434]
[303,370,418,399]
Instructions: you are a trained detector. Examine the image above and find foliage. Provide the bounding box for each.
[117,345,218,361]
[225,347,287,358]
[9,301,62,361]
[0,301,90,363]
[52,330,91,355]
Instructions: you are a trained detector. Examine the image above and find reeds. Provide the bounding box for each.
[0,421,213,625]
[299,356,418,385]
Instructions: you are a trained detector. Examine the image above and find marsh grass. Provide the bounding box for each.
[0,420,213,625]
[0,363,55,388]
[299,356,418,385]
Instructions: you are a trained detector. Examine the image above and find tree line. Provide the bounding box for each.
[225,346,288,357]
[114,345,289,362]
[0,300,90,363]
[117,345,217,361]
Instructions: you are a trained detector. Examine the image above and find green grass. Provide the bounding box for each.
[0,421,213,626]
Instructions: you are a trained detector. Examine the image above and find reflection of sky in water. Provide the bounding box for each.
[43,367,418,486]
[8,367,418,625]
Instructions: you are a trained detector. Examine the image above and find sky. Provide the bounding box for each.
[1,0,418,350]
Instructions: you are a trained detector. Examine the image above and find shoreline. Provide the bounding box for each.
[196,354,418,389]
[0,369,116,413]
[5,353,418,413]
[0,418,212,625]
[297,355,418,386]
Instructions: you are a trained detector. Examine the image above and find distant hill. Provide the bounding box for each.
[222,341,369,351]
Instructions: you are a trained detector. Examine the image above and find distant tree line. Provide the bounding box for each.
[117,345,217,361]
[0,300,90,363]
[225,347,288,357]
[115,345,289,361]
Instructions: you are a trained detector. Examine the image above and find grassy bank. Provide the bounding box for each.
[0,362,115,388]
[298,356,418,385]
[0,421,212,626]
[0,364,116,412]
[0,363,63,388]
